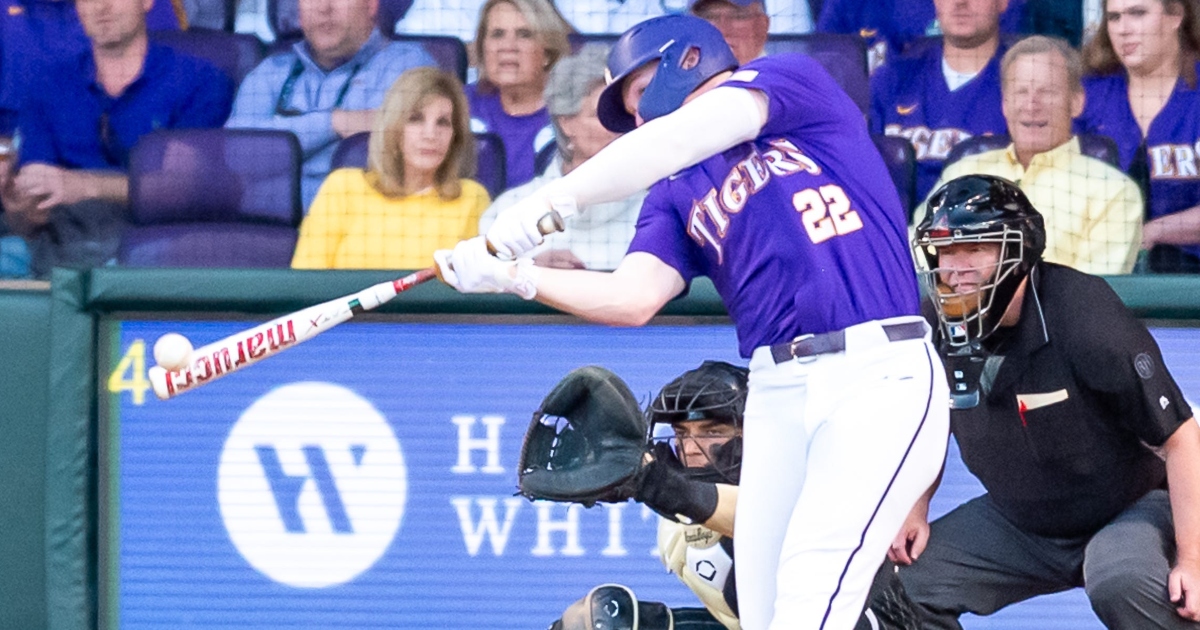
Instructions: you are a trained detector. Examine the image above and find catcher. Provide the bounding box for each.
[518,361,919,630]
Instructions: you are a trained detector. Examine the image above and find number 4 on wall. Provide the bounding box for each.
[109,339,151,405]
[794,184,864,244]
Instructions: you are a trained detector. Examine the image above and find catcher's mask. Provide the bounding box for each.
[913,174,1045,353]
[518,366,648,505]
[549,583,674,630]
[647,361,747,484]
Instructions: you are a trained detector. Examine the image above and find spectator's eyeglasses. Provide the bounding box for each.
[97,111,127,168]
[274,60,365,117]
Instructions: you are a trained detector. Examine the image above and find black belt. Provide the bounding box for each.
[769,321,926,364]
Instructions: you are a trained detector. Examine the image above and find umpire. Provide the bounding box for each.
[893,174,1200,628]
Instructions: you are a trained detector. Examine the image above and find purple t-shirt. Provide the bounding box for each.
[870,39,1009,199]
[628,54,920,358]
[1076,64,1200,261]
[465,83,554,190]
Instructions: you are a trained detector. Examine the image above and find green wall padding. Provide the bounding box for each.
[46,269,96,630]
[0,285,51,630]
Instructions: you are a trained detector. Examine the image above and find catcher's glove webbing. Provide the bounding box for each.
[518,366,648,506]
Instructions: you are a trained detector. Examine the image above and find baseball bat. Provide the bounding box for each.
[148,211,564,401]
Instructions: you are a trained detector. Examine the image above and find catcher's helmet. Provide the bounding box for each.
[648,360,748,430]
[596,15,738,133]
[913,174,1045,350]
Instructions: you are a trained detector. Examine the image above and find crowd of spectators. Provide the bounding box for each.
[0,0,1196,278]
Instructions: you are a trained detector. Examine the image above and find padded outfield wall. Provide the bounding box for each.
[2,270,1199,630]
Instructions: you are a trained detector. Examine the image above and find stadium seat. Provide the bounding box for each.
[764,33,869,114]
[150,28,265,86]
[330,132,371,171]
[474,132,507,198]
[184,0,238,32]
[944,133,1012,167]
[1077,134,1121,168]
[871,134,917,221]
[393,34,468,83]
[329,131,508,198]
[945,133,1122,170]
[119,129,303,267]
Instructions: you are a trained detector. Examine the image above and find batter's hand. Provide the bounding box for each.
[1169,558,1200,621]
[485,195,574,259]
[433,237,539,299]
[889,502,931,565]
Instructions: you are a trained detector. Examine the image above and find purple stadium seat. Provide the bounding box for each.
[184,0,238,32]
[329,131,507,198]
[119,129,303,267]
[943,134,1012,166]
[1076,134,1122,168]
[392,34,468,82]
[330,132,371,171]
[871,134,917,220]
[945,133,1122,170]
[473,132,507,198]
[764,33,869,114]
[150,28,265,85]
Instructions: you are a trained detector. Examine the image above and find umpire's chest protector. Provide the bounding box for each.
[946,265,1172,538]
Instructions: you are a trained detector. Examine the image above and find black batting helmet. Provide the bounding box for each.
[647,360,748,430]
[913,174,1045,350]
[648,361,747,484]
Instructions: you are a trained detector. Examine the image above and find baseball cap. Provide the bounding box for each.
[687,0,766,11]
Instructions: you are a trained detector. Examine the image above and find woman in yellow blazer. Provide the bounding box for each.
[292,67,491,269]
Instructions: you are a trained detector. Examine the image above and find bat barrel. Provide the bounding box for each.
[148,314,312,400]
[148,274,432,401]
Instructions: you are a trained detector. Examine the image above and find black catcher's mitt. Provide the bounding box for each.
[517,366,648,506]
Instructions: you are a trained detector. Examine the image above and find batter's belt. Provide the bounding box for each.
[768,320,927,364]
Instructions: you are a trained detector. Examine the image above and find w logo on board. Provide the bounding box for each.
[218,382,407,588]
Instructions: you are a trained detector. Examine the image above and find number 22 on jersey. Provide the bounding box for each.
[794,184,863,244]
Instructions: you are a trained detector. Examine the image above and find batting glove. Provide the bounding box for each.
[485,195,576,259]
[434,237,541,299]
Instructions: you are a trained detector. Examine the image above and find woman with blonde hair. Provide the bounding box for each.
[467,0,570,190]
[1077,0,1200,272]
[292,67,490,270]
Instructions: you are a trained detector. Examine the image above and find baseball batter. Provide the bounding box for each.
[435,15,950,630]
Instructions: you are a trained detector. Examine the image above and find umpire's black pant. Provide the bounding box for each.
[895,490,1200,629]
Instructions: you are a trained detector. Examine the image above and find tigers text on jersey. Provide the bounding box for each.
[627,54,919,357]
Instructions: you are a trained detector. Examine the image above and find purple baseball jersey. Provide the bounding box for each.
[1077,64,1200,260]
[465,83,554,190]
[627,54,920,358]
[870,39,1009,199]
[817,0,1025,74]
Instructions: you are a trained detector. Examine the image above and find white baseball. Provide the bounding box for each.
[153,333,193,371]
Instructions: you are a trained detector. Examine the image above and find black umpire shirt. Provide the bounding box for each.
[940,263,1193,538]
